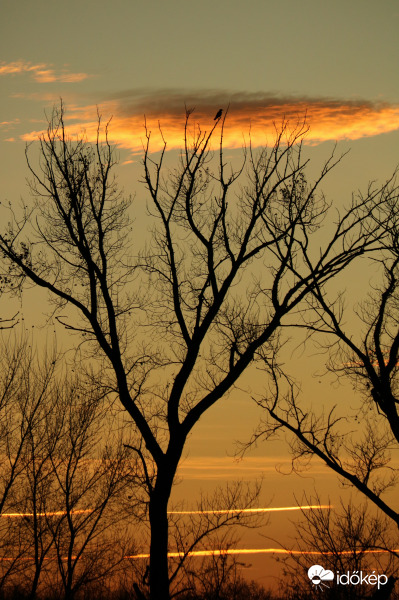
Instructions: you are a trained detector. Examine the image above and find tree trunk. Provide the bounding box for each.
[64,564,75,600]
[28,565,41,600]
[148,467,175,600]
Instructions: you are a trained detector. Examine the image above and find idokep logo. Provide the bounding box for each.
[307,565,334,590]
[307,564,389,592]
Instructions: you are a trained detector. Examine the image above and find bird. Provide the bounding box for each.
[214,108,223,120]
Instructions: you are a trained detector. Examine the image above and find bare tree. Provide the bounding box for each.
[0,103,398,599]
[275,496,398,600]
[17,389,59,600]
[126,480,263,600]
[0,208,32,330]
[0,335,58,594]
[167,481,262,598]
[252,190,399,529]
[0,336,133,599]
[36,373,131,600]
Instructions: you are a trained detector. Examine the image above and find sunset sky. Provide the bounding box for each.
[1,0,399,590]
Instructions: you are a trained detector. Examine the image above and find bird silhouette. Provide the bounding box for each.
[214,108,223,120]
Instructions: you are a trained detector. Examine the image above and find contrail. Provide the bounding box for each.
[2,547,397,561]
[167,504,331,515]
[0,509,93,518]
[0,504,331,518]
[127,548,399,559]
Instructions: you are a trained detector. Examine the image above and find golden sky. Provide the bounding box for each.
[1,1,399,588]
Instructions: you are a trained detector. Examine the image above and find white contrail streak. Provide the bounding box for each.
[167,504,331,515]
[0,505,331,518]
[127,548,399,559]
[0,510,93,518]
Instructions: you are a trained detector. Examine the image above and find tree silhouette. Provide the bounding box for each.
[252,179,399,530]
[0,337,133,599]
[277,497,398,600]
[0,104,396,599]
[0,336,60,594]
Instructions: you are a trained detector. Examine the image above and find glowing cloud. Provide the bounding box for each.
[0,60,89,83]
[0,119,20,127]
[20,90,399,153]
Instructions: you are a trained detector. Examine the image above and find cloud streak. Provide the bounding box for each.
[0,60,89,83]
[1,505,330,518]
[2,547,397,562]
[1,509,93,518]
[168,505,332,515]
[175,455,329,479]
[20,90,399,153]
[129,547,399,559]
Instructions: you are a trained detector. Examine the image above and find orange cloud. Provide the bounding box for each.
[19,91,399,153]
[0,61,44,75]
[0,119,20,141]
[0,60,89,83]
[0,119,20,127]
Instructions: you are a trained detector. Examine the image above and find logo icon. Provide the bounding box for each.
[308,565,334,590]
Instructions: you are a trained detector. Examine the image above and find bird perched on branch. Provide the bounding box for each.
[214,108,223,120]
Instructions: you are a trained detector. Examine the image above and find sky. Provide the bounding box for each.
[1,0,399,590]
